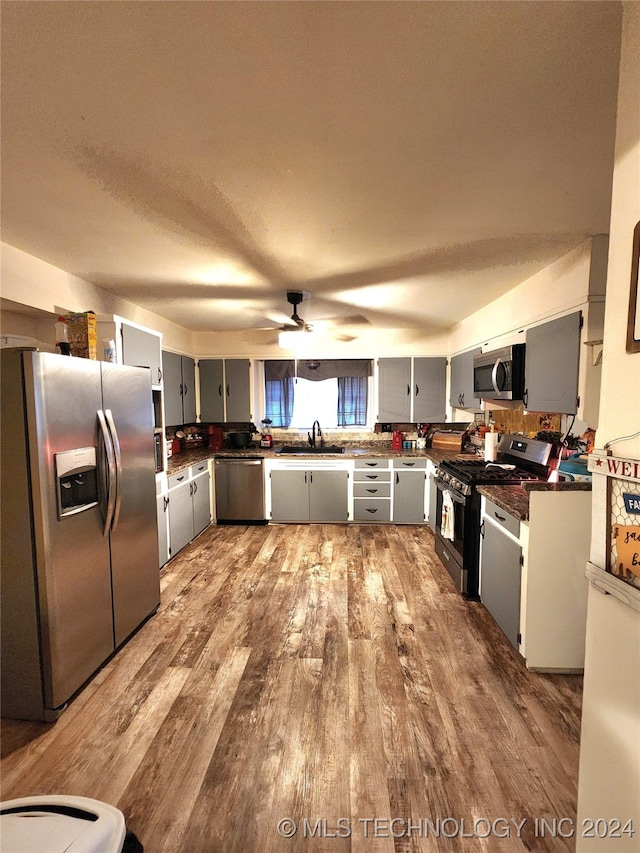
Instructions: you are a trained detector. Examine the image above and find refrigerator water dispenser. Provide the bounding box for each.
[55,447,99,518]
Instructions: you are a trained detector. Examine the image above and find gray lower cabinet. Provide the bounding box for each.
[168,477,193,556]
[524,311,582,414]
[163,350,197,426]
[156,492,169,568]
[480,504,522,648]
[167,466,211,558]
[192,470,211,537]
[392,459,426,523]
[270,469,348,522]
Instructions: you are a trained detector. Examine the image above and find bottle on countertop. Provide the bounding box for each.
[55,316,71,355]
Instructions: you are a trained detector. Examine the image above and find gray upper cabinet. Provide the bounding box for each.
[199,358,251,422]
[120,323,163,387]
[225,359,251,422]
[413,357,446,421]
[524,311,582,414]
[199,359,225,422]
[449,349,481,410]
[163,350,196,426]
[377,357,446,422]
[377,358,412,422]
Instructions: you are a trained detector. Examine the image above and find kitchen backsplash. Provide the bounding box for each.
[486,406,561,437]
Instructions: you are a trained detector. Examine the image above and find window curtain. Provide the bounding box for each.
[264,359,372,381]
[338,376,368,426]
[265,374,294,428]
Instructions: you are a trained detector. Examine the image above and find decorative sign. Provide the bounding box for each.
[613,524,640,581]
[588,453,640,483]
[623,492,640,514]
[589,451,640,590]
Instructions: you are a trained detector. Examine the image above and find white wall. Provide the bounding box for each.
[576,4,640,850]
[0,243,194,354]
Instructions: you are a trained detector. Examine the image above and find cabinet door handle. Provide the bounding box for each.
[396,473,399,485]
[218,384,222,397]
[226,384,230,397]
[183,382,188,397]
[407,384,411,396]
[480,520,485,539]
[494,511,506,522]
[179,383,184,398]
[163,496,169,511]
[309,472,313,484]
[523,389,528,408]
[415,384,419,397]
[460,393,464,406]
[193,482,197,494]
[158,367,163,383]
[190,483,193,495]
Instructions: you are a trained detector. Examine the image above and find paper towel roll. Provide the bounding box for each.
[484,432,499,462]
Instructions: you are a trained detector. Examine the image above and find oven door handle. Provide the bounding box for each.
[434,477,467,504]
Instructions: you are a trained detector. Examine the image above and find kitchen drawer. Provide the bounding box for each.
[168,469,190,490]
[353,470,392,482]
[392,458,427,469]
[353,498,391,522]
[484,498,520,539]
[189,461,209,477]
[354,458,390,469]
[353,481,391,498]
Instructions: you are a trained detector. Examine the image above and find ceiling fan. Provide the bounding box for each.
[262,291,364,347]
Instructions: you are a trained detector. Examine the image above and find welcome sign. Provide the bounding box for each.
[588,453,640,587]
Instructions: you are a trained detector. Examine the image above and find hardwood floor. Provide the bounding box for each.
[1,524,583,852]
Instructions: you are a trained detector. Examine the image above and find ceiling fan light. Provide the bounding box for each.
[278,328,310,349]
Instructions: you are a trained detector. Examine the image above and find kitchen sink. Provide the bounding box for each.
[276,445,346,454]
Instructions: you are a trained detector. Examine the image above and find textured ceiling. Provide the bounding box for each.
[1,1,622,337]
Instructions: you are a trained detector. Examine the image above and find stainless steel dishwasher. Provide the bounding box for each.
[214,455,267,523]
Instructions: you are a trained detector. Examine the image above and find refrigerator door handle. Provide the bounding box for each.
[104,409,123,531]
[97,408,116,537]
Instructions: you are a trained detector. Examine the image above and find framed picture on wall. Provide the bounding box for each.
[626,219,640,353]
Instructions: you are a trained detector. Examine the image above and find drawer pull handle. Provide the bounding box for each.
[366,508,378,514]
[403,462,416,467]
[365,462,377,467]
[176,475,185,482]
[494,511,506,522]
[366,488,378,494]
[366,475,379,480]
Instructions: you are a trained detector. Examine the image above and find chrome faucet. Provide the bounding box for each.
[308,420,323,448]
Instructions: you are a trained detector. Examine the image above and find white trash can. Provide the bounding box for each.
[0,795,127,853]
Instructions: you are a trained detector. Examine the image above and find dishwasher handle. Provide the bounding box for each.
[214,459,263,466]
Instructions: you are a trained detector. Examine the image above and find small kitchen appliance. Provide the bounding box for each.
[473,343,526,401]
[260,419,273,448]
[433,434,552,597]
[207,425,224,450]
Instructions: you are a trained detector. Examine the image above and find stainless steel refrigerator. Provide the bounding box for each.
[1,350,160,721]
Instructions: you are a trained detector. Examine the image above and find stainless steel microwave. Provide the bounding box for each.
[473,343,526,401]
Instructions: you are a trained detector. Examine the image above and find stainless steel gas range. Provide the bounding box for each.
[433,434,552,598]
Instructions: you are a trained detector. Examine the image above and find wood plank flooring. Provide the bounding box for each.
[1,524,583,852]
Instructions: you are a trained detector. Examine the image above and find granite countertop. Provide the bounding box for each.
[165,443,478,476]
[477,481,592,522]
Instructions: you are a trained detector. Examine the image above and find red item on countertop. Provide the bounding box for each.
[392,430,403,450]
[207,425,224,450]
